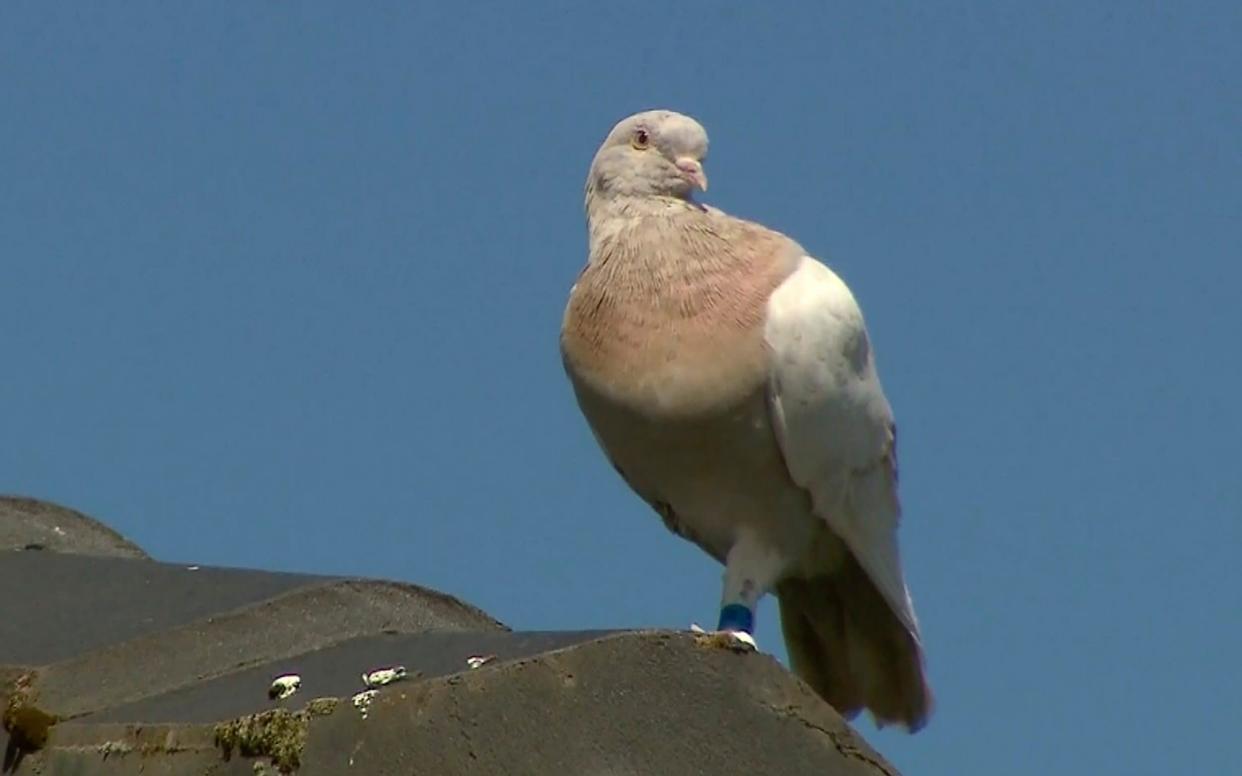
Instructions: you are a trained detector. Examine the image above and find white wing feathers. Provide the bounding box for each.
[765,257,921,640]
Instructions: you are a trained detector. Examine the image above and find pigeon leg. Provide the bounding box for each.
[707,534,786,649]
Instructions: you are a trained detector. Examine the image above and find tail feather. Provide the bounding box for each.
[777,556,932,731]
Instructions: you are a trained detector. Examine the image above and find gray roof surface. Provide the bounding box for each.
[1,497,901,775]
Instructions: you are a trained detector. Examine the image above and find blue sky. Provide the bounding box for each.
[3,2,1239,773]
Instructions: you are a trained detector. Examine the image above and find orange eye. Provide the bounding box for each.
[631,129,650,150]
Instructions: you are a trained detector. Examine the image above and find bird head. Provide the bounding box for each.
[586,110,709,204]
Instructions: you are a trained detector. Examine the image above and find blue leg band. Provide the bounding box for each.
[717,603,754,633]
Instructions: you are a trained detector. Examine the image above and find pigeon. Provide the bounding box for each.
[560,109,931,730]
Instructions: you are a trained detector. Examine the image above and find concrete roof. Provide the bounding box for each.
[1,496,901,775]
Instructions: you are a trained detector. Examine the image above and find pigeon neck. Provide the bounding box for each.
[585,194,701,260]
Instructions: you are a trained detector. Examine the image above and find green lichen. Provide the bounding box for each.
[303,697,339,717]
[213,697,340,773]
[98,739,133,758]
[2,701,57,752]
[214,709,304,772]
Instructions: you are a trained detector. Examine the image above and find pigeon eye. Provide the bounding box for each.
[631,129,650,150]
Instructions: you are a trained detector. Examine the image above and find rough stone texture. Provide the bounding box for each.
[81,630,616,725]
[28,635,897,776]
[0,496,147,558]
[1,497,902,775]
[297,632,901,776]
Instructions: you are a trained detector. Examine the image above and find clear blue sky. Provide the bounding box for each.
[3,3,1239,773]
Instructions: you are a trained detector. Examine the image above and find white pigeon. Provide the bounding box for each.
[560,109,932,730]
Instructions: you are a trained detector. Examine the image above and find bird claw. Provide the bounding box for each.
[690,624,758,652]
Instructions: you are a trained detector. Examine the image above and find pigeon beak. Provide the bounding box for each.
[675,157,708,192]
